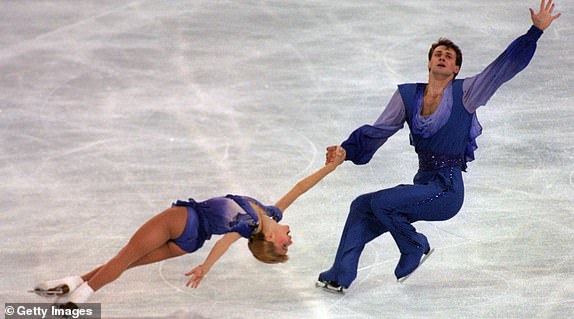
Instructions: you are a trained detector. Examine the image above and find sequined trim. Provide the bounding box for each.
[418,152,464,171]
[416,167,455,207]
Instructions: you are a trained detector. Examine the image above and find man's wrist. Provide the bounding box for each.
[528,24,544,39]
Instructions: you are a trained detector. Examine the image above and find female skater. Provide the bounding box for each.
[33,146,346,305]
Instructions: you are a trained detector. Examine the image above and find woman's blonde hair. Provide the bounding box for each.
[248,231,289,264]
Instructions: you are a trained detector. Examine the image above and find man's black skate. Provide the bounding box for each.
[315,279,346,294]
[396,248,435,283]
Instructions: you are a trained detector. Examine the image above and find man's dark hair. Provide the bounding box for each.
[428,38,463,77]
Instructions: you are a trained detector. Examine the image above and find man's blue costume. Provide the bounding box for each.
[319,25,544,287]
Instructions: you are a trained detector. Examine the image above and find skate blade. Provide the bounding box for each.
[315,281,345,294]
[28,287,66,297]
[397,248,435,284]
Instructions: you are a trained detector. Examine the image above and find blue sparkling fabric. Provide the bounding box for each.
[173,195,283,239]
[418,152,464,171]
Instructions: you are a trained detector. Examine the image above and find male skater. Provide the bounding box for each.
[317,0,560,292]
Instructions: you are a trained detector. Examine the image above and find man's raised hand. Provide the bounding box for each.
[530,0,561,31]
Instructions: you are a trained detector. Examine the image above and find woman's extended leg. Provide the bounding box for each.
[80,240,186,283]
[35,207,189,300]
[84,206,188,291]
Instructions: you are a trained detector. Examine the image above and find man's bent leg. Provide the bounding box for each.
[319,192,387,288]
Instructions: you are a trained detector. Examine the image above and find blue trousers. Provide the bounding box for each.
[320,166,465,287]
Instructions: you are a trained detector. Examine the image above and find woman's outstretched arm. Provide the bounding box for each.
[185,231,242,288]
[274,146,346,213]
